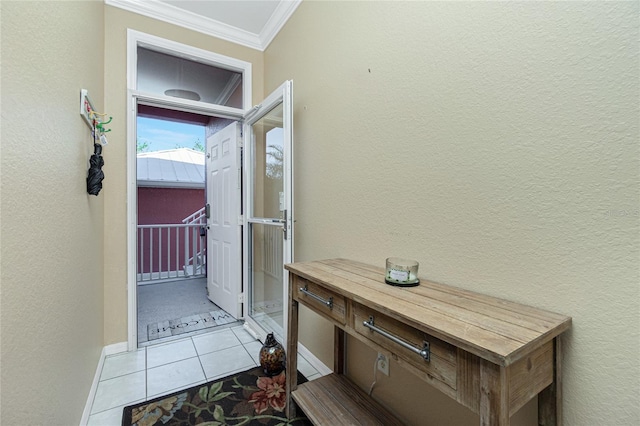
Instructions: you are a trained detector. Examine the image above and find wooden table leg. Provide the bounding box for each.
[285,278,299,419]
[334,327,345,375]
[480,360,510,426]
[538,337,563,426]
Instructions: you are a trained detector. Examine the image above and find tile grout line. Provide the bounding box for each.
[241,340,259,366]
[192,336,208,381]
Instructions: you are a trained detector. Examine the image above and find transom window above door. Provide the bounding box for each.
[137,47,243,108]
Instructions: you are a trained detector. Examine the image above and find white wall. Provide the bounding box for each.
[1,1,105,424]
[265,1,639,424]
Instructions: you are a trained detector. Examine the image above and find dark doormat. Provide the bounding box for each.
[122,366,310,425]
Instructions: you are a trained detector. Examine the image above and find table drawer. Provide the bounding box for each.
[354,302,457,394]
[294,276,347,325]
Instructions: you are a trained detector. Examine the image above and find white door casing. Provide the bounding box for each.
[126,29,251,350]
[206,122,242,319]
[242,80,294,343]
[125,29,293,350]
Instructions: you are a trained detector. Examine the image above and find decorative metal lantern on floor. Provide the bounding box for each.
[259,333,286,376]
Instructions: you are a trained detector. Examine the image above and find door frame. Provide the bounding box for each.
[241,81,294,343]
[126,30,252,350]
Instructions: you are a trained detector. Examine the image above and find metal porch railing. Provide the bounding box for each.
[182,206,206,225]
[182,206,207,277]
[137,223,206,282]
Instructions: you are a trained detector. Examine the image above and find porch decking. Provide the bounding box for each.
[137,277,238,345]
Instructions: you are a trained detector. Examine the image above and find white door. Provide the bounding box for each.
[243,81,294,343]
[206,122,242,318]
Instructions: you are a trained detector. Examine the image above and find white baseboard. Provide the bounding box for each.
[297,342,332,376]
[105,341,128,356]
[79,342,128,426]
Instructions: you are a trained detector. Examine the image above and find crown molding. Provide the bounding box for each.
[260,0,302,49]
[106,0,265,51]
[106,0,301,51]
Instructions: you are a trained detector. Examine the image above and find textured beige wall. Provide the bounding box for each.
[103,6,265,344]
[265,1,639,425]
[1,1,105,424]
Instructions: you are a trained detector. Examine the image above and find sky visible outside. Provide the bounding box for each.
[137,117,205,152]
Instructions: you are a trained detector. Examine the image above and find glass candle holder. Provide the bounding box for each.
[385,257,420,287]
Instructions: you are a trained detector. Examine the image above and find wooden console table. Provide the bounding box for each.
[285,258,571,425]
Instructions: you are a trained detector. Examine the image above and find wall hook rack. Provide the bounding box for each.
[96,116,112,134]
[80,89,112,135]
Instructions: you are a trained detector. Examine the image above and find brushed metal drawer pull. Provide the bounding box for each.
[300,285,333,309]
[364,316,430,362]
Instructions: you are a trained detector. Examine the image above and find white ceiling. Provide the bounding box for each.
[161,1,281,34]
[106,0,301,51]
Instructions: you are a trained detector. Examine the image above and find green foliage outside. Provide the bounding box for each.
[137,138,205,153]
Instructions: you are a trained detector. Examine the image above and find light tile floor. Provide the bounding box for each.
[87,324,321,426]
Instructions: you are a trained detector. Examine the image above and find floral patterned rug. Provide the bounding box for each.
[122,366,310,426]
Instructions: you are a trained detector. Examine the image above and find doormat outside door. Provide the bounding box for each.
[252,300,283,315]
[147,310,235,341]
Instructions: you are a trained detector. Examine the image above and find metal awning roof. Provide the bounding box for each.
[137,148,205,188]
